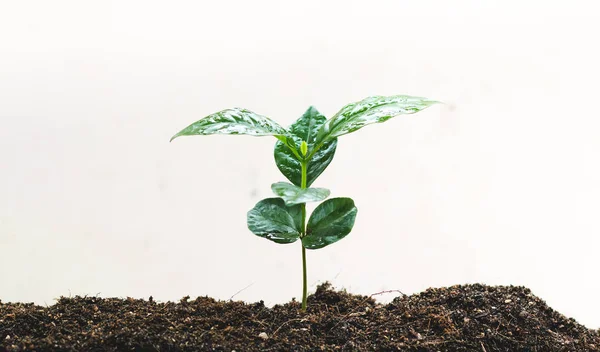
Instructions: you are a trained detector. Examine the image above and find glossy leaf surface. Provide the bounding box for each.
[247,198,302,244]
[171,108,288,142]
[274,106,337,187]
[315,95,438,144]
[271,182,330,206]
[303,198,357,249]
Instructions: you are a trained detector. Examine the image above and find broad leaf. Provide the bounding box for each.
[247,198,302,244]
[274,106,337,187]
[315,95,438,144]
[171,108,288,142]
[271,182,330,206]
[303,198,357,250]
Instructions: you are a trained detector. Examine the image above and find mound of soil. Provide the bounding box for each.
[1,283,598,351]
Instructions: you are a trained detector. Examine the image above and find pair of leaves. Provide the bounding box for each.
[247,197,357,249]
[171,95,437,187]
[170,95,437,187]
[273,107,337,187]
[170,96,438,144]
[170,94,437,149]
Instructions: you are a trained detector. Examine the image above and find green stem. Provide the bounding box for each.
[300,160,308,311]
[301,244,307,310]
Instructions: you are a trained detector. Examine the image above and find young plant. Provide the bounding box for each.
[170,95,438,310]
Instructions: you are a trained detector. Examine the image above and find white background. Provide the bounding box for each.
[1,1,599,328]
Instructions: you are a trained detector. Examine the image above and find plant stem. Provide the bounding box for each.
[300,160,308,311]
[301,244,307,310]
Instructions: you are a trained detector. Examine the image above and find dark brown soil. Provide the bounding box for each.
[1,283,598,351]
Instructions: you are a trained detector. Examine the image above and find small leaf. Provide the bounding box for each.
[315,95,438,144]
[274,106,337,187]
[303,198,358,250]
[171,108,288,142]
[247,198,302,244]
[271,182,330,206]
[300,141,308,156]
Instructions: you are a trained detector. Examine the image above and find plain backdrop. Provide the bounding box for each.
[1,1,599,328]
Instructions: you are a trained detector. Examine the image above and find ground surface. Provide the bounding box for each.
[1,283,598,351]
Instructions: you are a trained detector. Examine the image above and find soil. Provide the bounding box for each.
[1,283,598,352]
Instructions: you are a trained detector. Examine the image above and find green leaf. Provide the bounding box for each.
[274,106,337,187]
[303,198,358,250]
[170,108,288,142]
[315,95,438,144]
[300,141,308,156]
[271,182,330,206]
[247,198,302,244]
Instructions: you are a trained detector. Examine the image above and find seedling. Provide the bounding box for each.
[171,95,438,310]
